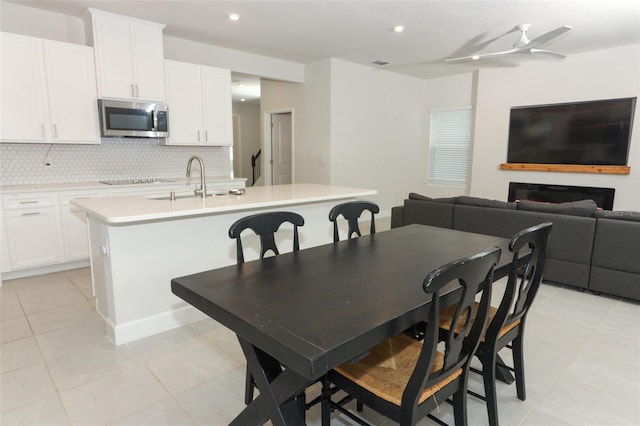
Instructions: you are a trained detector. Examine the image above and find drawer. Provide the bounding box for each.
[59,190,105,205]
[3,193,57,210]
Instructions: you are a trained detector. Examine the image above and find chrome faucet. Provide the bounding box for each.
[186,155,207,198]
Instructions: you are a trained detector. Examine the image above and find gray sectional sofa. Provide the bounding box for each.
[391,194,640,301]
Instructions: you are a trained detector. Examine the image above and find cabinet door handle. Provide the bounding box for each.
[21,212,40,216]
[41,123,46,137]
[131,84,136,97]
[19,200,39,204]
[197,130,201,142]
[53,124,58,138]
[205,130,208,142]
[135,84,139,98]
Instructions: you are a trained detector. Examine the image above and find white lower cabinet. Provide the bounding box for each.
[1,181,245,278]
[59,191,104,261]
[3,193,62,269]
[60,206,90,260]
[1,190,99,276]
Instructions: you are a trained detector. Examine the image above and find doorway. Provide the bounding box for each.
[232,114,241,178]
[264,110,293,185]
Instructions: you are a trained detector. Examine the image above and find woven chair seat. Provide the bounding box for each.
[334,334,462,407]
[439,303,521,341]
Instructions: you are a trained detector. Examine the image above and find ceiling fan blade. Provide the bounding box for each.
[529,48,567,59]
[445,48,518,63]
[444,26,522,63]
[444,24,572,64]
[525,25,573,49]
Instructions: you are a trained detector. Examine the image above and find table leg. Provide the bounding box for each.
[230,337,311,426]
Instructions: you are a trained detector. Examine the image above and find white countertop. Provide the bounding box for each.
[72,183,377,225]
[0,177,246,194]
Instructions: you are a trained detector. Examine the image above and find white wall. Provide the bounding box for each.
[260,60,332,185]
[163,36,303,83]
[329,59,428,212]
[260,59,429,212]
[232,102,261,181]
[471,44,640,210]
[0,1,86,44]
[421,72,476,198]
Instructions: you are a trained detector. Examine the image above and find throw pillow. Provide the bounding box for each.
[517,199,597,217]
[408,193,457,203]
[456,196,515,209]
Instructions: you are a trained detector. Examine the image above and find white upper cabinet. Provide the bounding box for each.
[0,32,100,144]
[201,67,233,146]
[164,60,232,146]
[44,42,101,143]
[0,33,49,142]
[89,8,166,102]
[163,60,203,145]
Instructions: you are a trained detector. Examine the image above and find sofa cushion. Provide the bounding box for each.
[590,267,640,300]
[452,205,596,289]
[456,196,517,210]
[408,193,457,204]
[391,206,404,229]
[590,218,640,300]
[403,199,454,229]
[593,210,640,222]
[591,219,640,274]
[517,199,597,217]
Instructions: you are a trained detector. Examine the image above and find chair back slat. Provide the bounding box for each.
[329,201,380,242]
[402,246,501,411]
[488,222,553,340]
[228,211,305,264]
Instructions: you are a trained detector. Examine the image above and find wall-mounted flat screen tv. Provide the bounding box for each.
[507,97,636,165]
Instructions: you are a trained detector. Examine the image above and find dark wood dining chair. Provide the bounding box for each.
[320,246,502,426]
[328,201,379,242]
[301,201,380,414]
[228,211,305,405]
[228,211,304,264]
[438,222,553,426]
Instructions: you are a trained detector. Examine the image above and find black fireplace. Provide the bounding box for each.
[508,182,615,210]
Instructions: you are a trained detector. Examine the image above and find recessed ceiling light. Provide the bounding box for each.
[471,55,480,60]
[240,98,246,102]
[393,25,405,33]
[229,13,240,21]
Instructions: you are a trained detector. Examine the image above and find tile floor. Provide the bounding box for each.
[1,267,639,425]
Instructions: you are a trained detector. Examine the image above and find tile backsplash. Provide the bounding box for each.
[0,138,232,185]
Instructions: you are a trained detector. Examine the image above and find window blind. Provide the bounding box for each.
[429,108,472,185]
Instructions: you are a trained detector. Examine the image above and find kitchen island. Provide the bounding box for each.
[72,183,376,345]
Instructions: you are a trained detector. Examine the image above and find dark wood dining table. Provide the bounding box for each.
[171,224,518,426]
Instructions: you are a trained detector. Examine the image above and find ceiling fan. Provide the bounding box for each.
[446,24,573,63]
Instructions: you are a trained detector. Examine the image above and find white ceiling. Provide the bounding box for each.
[6,0,640,84]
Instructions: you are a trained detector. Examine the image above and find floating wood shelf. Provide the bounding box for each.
[499,163,630,175]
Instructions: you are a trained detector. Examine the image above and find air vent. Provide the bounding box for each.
[371,60,390,66]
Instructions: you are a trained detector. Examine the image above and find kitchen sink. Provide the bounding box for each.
[146,191,227,201]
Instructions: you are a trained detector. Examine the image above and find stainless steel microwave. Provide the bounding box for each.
[98,99,169,138]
